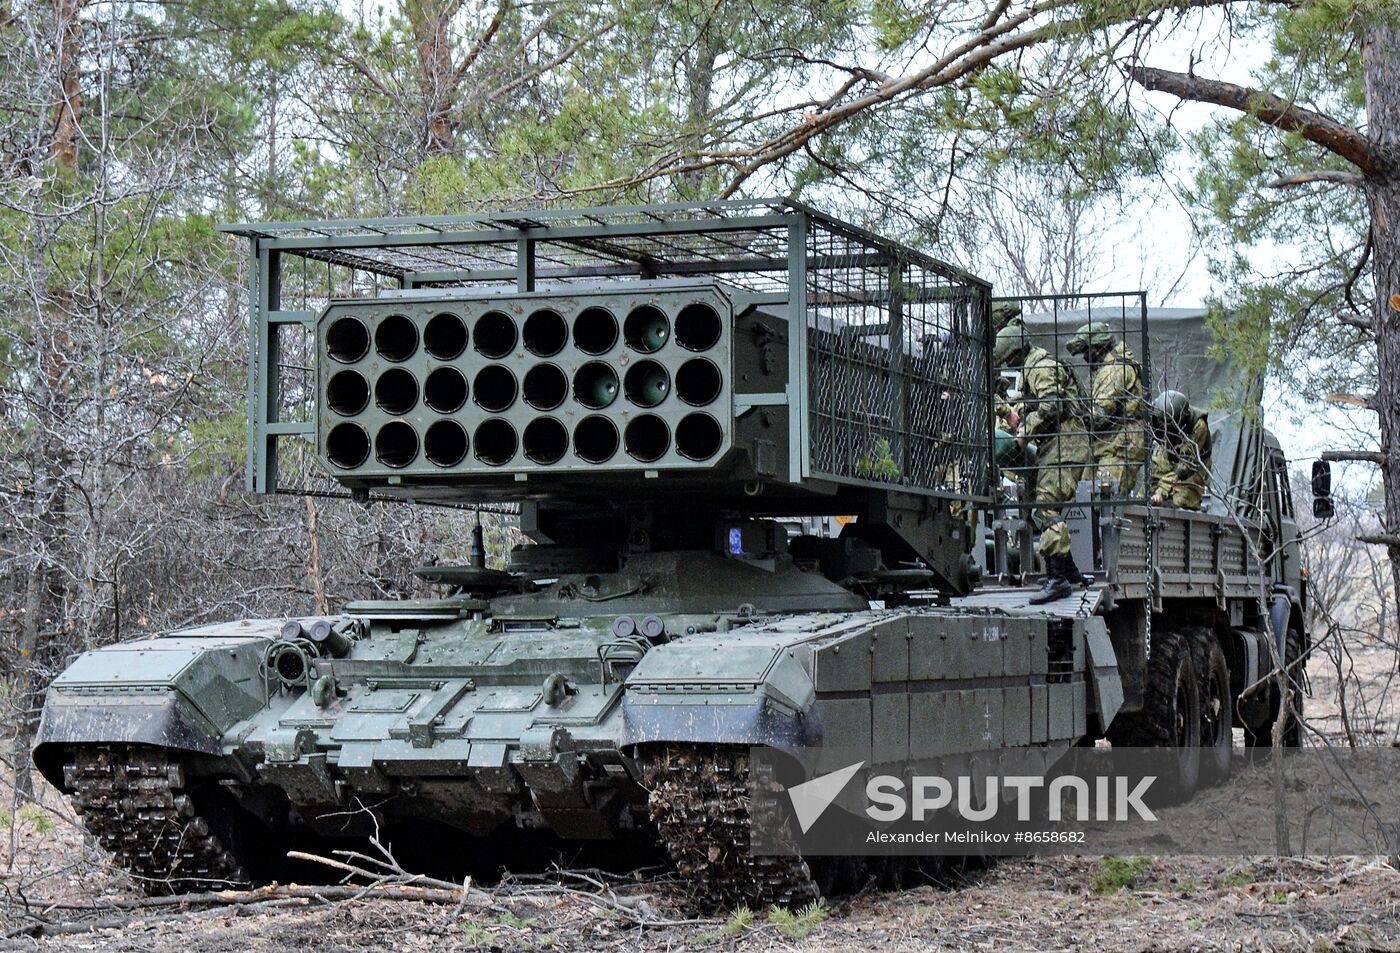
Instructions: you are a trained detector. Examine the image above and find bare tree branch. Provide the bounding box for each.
[1322,450,1389,465]
[1339,314,1375,332]
[481,20,618,105]
[1343,232,1374,320]
[455,0,511,84]
[981,0,1013,31]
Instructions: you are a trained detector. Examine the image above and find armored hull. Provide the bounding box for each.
[34,561,1115,906]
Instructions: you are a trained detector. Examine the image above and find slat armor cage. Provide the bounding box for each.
[220,200,994,507]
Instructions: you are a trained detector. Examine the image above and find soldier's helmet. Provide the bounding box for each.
[991,302,1023,333]
[1151,390,1192,429]
[993,325,1029,366]
[1066,321,1116,357]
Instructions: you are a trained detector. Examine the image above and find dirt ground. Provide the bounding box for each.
[2,652,1398,951]
[3,845,1396,952]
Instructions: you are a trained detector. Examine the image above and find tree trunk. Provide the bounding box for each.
[10,485,65,797]
[305,496,328,614]
[11,562,47,797]
[405,0,464,157]
[50,0,84,169]
[10,0,85,781]
[680,36,718,197]
[1362,23,1400,605]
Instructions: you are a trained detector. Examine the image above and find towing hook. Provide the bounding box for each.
[311,673,337,708]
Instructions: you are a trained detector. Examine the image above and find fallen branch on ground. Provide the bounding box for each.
[20,881,498,916]
[5,895,315,941]
[7,863,712,936]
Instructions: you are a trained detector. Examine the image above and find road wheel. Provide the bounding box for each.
[1107,627,1201,802]
[1191,629,1233,785]
[1245,626,1304,750]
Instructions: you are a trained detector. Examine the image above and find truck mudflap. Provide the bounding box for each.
[1084,616,1124,732]
[1270,588,1298,654]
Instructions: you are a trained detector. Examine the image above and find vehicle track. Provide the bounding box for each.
[66,744,247,894]
[640,744,819,910]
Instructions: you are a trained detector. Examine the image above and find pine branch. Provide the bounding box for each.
[1337,315,1374,332]
[1128,67,1377,173]
[1267,170,1367,189]
[553,1,1305,196]
[1323,393,1376,409]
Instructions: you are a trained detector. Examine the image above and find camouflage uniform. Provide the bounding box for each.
[1084,342,1146,494]
[1019,346,1087,558]
[1152,413,1212,509]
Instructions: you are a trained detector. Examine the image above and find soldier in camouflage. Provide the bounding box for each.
[991,302,1024,335]
[994,374,1020,433]
[1150,390,1212,510]
[992,304,1025,431]
[1067,321,1147,495]
[993,325,1088,604]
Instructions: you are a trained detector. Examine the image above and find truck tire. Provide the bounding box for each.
[1106,627,1201,802]
[1245,625,1304,750]
[1191,629,1233,785]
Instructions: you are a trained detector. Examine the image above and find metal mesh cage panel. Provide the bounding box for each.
[805,222,989,500]
[225,200,993,504]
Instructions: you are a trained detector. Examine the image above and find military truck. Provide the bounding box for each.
[32,202,1312,909]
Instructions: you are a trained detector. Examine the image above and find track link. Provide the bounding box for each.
[64,744,247,893]
[640,745,818,910]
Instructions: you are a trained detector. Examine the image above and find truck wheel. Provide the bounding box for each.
[1191,629,1233,785]
[1245,626,1304,750]
[1106,628,1201,802]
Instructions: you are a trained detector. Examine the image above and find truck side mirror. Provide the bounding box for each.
[1311,460,1334,520]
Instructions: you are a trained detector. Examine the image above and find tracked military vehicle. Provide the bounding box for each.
[34,202,1312,908]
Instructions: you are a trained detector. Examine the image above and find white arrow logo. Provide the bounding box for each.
[786,761,865,834]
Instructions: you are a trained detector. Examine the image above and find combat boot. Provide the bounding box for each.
[1029,557,1072,604]
[1061,555,1085,585]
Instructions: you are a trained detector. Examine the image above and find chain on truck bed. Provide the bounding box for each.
[65,744,246,893]
[640,745,818,910]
